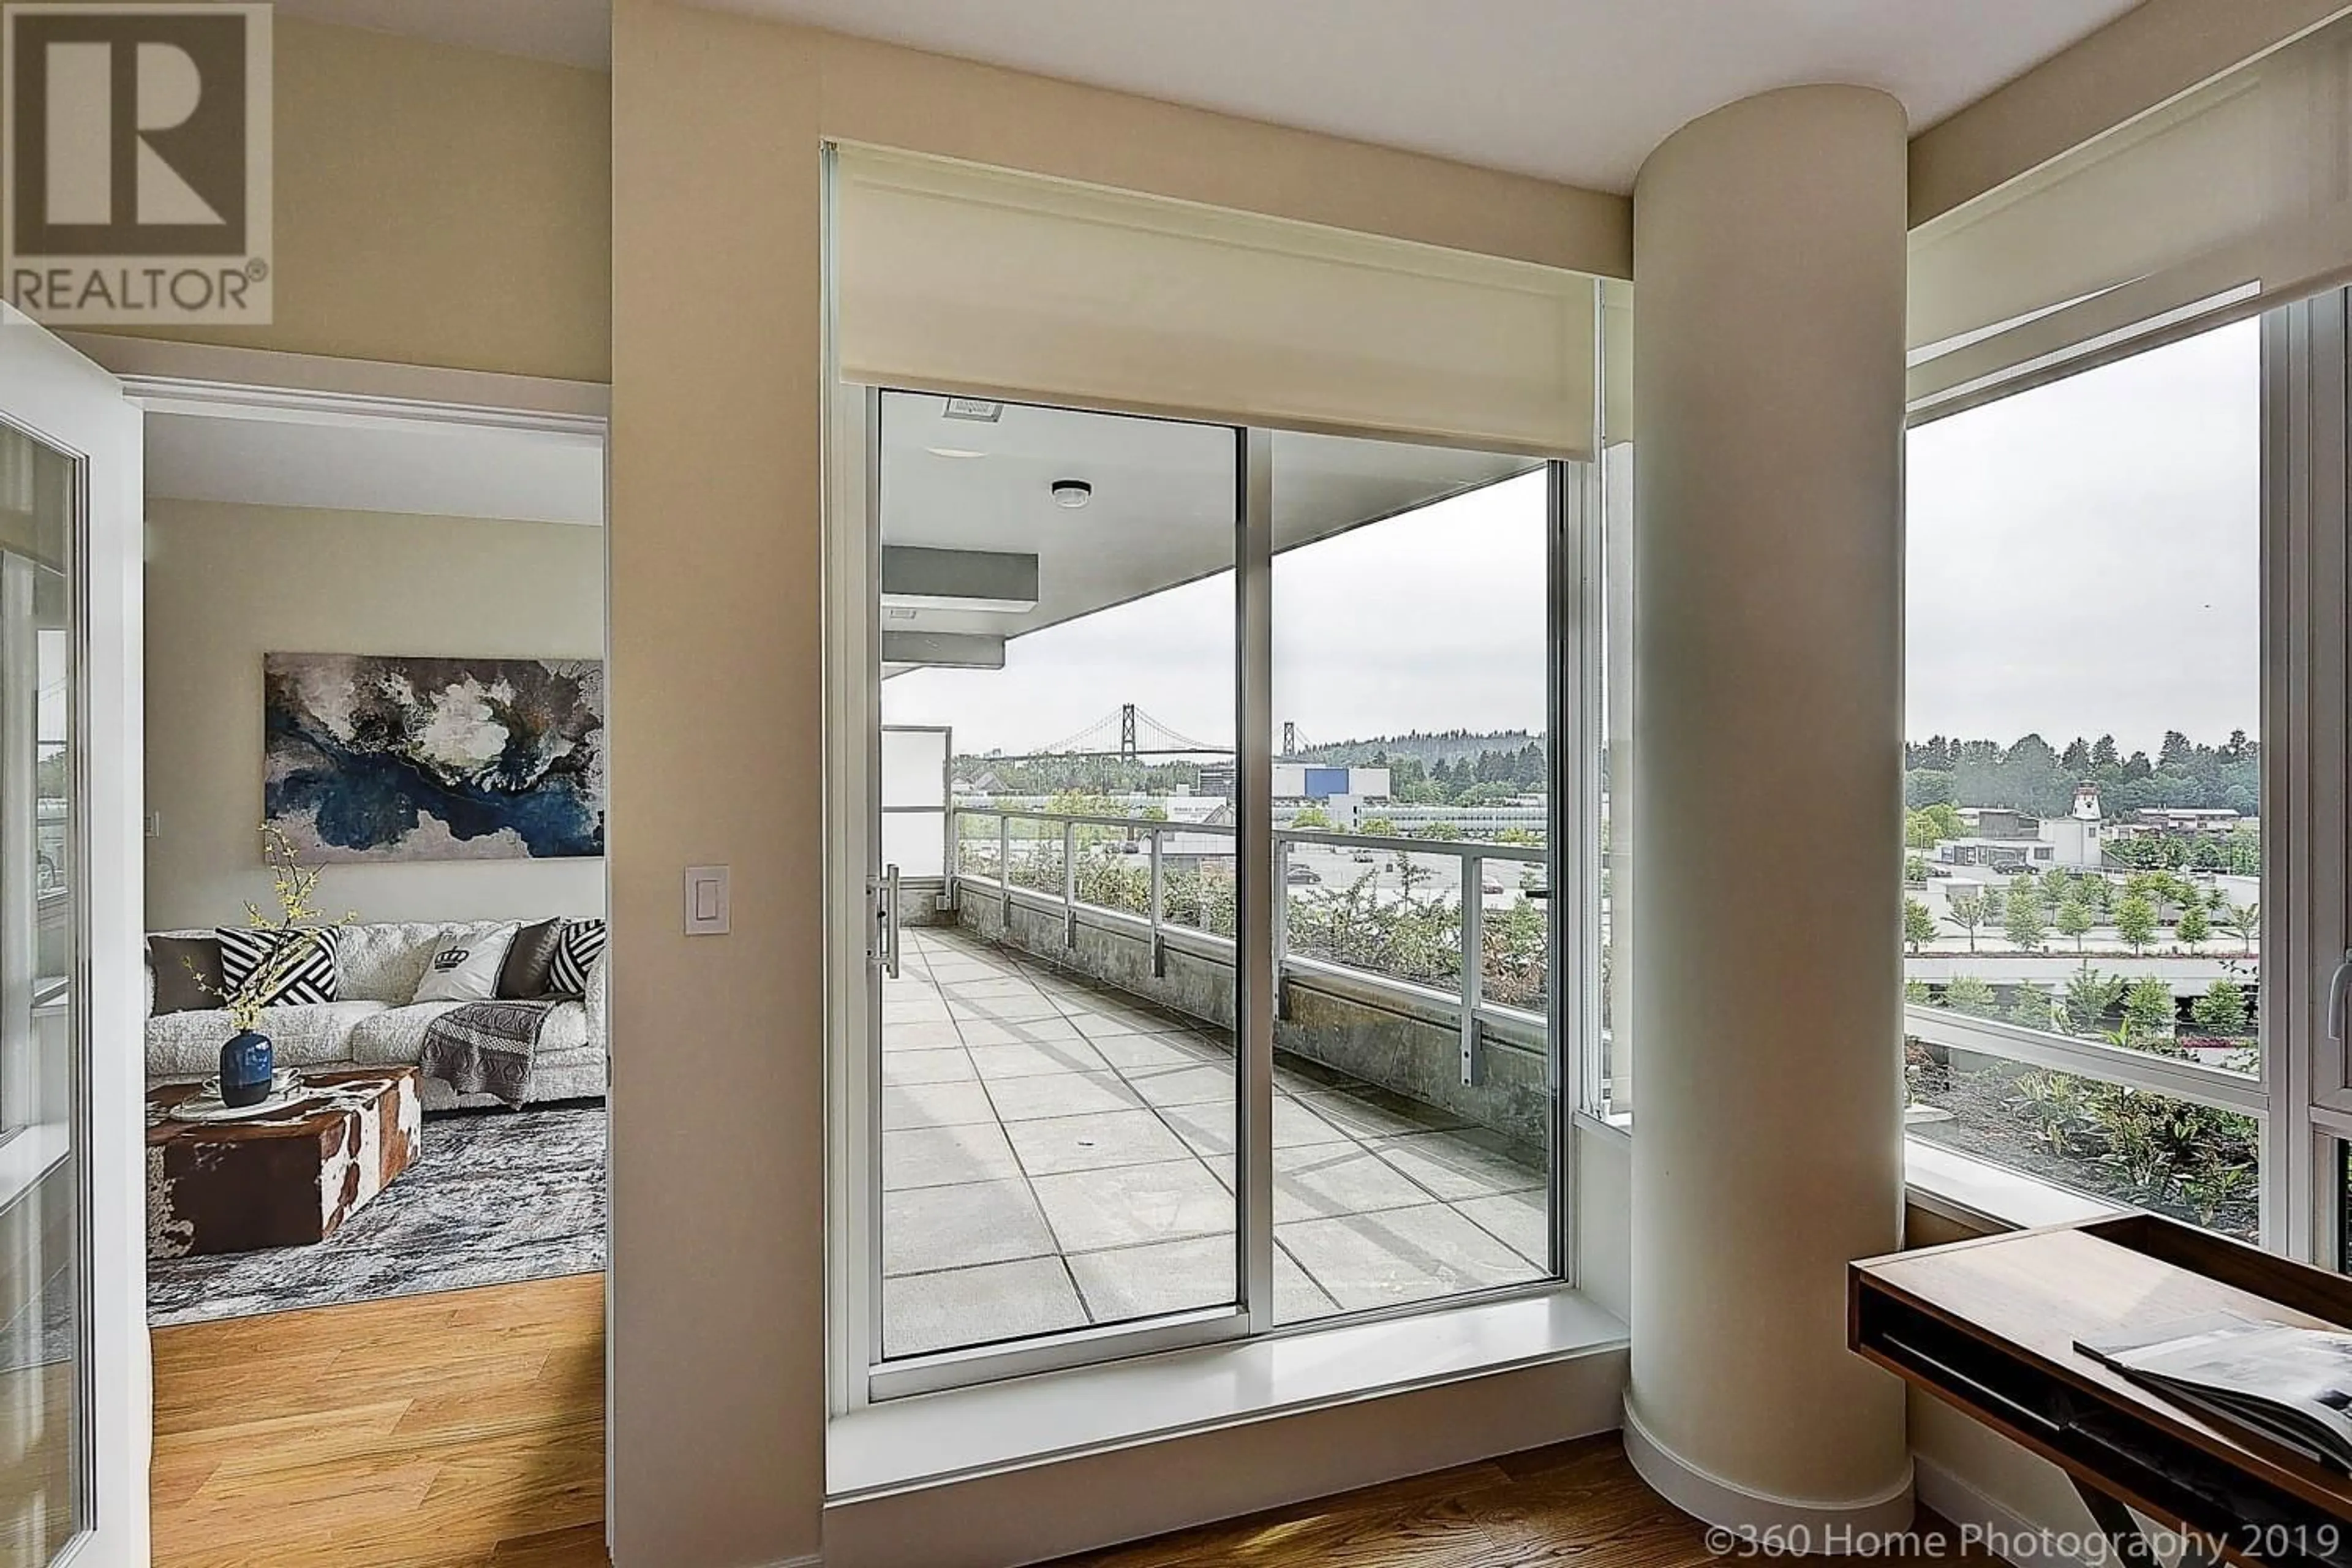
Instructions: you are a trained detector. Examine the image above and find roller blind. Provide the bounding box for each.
[1908,10,2352,417]
[830,144,1599,458]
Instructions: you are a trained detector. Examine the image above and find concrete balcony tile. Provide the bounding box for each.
[881,1048,979,1087]
[1451,1190,1551,1267]
[1030,1158,1234,1252]
[882,1019,965,1052]
[1156,1096,1353,1157]
[1066,1234,1291,1324]
[1294,1086,1471,1140]
[982,1070,1148,1123]
[1060,1007,1200,1041]
[942,978,1053,1001]
[949,997,1068,1025]
[1274,1147,1434,1223]
[1006,1108,1194,1177]
[1124,1063,1238,1109]
[881,1079,998,1131]
[1276,1204,1541,1318]
[1085,1031,1229,1073]
[954,1016,1086,1047]
[883,1123,1024,1191]
[1371,1129,1547,1202]
[966,1038,1114,1081]
[883,1180,1056,1275]
[883,1257,1085,1358]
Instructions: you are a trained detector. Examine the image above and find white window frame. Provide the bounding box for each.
[818,380,1604,1411]
[2269,288,2352,1266]
[1897,303,2315,1257]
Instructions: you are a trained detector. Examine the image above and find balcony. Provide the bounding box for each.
[878,809,1558,1358]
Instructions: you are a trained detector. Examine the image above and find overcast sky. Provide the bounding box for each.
[883,471,1549,754]
[1907,318,2258,756]
[886,320,2258,761]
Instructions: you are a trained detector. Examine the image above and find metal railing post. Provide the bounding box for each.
[1062,819,1078,948]
[1460,848,1484,1086]
[1149,826,1166,978]
[997,813,1012,927]
[1272,837,1291,1020]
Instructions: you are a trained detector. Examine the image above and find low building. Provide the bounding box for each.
[1935,783,2103,870]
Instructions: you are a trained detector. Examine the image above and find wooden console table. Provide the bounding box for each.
[1852,1213,2352,1568]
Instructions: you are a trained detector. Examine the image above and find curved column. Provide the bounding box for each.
[1624,85,1913,1534]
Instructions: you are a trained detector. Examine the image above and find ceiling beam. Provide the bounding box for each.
[880,631,1006,669]
[880,545,1039,613]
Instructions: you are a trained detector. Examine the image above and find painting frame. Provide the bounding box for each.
[262,652,606,864]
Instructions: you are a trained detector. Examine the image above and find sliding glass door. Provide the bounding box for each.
[0,417,78,1566]
[867,393,1249,1382]
[839,386,1591,1399]
[1267,436,1562,1321]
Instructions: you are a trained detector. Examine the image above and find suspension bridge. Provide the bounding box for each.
[970,703,1236,762]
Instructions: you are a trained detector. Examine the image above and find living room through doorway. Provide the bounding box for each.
[135,386,611,1329]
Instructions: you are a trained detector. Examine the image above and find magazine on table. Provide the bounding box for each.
[2076,1311,2352,1472]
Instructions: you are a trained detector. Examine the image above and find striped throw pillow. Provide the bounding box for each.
[214,927,342,1008]
[546,918,606,998]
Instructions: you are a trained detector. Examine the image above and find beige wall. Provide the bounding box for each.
[608,6,1635,1564]
[816,32,1630,277]
[1909,0,2352,223]
[105,17,611,383]
[142,499,606,932]
[610,6,823,1563]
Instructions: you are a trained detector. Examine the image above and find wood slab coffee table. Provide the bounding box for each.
[146,1066,423,1259]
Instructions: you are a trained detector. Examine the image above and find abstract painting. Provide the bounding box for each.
[263,654,605,862]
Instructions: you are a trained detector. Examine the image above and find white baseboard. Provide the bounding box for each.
[825,1349,1626,1568]
[1621,1399,1915,1542]
[1913,1457,2082,1568]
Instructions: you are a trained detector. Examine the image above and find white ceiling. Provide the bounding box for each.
[707,0,2142,191]
[879,391,1534,654]
[271,0,2139,191]
[145,411,606,527]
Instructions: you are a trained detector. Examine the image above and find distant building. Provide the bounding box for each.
[1273,763,1390,801]
[1360,799,1545,837]
[2122,807,2250,837]
[1936,783,2102,870]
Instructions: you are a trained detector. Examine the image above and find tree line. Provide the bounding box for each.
[1912,965,2253,1045]
[1905,729,2258,820]
[1901,865,2257,957]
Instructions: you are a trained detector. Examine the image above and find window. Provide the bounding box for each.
[1902,320,2265,1241]
[839,393,1597,1400]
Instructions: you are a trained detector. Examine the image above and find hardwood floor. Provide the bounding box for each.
[155,1280,1970,1568]
[1052,1436,1989,1568]
[151,1272,608,1568]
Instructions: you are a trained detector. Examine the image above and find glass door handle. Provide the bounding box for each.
[881,864,903,980]
[2327,949,2352,1042]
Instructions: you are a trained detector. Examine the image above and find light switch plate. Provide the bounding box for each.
[684,865,730,935]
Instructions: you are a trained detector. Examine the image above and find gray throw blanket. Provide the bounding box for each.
[419,1000,562,1109]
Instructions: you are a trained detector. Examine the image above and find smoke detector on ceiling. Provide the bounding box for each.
[1050,478,1093,510]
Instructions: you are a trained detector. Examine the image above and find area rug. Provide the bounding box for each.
[148,1099,606,1327]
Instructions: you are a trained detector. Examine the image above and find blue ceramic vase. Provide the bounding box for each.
[219,1030,274,1107]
